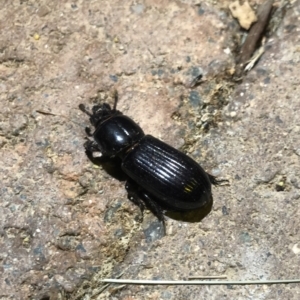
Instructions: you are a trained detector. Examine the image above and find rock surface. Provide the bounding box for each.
[0,0,299,299]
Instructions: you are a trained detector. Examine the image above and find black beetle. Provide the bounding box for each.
[79,91,223,231]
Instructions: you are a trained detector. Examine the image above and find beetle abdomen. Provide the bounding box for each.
[122,135,212,210]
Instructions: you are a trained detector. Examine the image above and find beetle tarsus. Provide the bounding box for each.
[79,104,92,116]
[85,127,93,136]
[208,174,229,186]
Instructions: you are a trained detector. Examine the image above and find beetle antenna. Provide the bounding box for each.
[112,89,118,112]
[36,110,86,128]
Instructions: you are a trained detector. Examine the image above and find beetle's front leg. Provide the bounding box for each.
[83,140,100,153]
[85,127,93,137]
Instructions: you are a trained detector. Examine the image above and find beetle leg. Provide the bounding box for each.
[125,180,166,234]
[125,180,146,216]
[79,104,92,116]
[83,140,101,155]
[85,127,93,136]
[207,174,229,186]
[140,192,166,234]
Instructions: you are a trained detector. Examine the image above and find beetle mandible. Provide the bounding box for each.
[79,91,223,231]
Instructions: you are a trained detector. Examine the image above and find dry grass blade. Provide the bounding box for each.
[188,275,227,279]
[102,278,300,285]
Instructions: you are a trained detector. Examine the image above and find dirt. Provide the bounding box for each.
[0,0,299,299]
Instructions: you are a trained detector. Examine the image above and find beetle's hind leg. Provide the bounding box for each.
[125,180,166,235]
[207,174,229,186]
[141,192,166,235]
[125,180,146,218]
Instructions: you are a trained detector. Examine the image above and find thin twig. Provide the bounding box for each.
[102,278,300,285]
[236,0,274,75]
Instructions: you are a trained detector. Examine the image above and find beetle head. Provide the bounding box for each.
[90,103,116,127]
[79,102,121,128]
[79,90,120,128]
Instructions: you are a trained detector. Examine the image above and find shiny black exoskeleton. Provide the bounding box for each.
[79,92,222,231]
